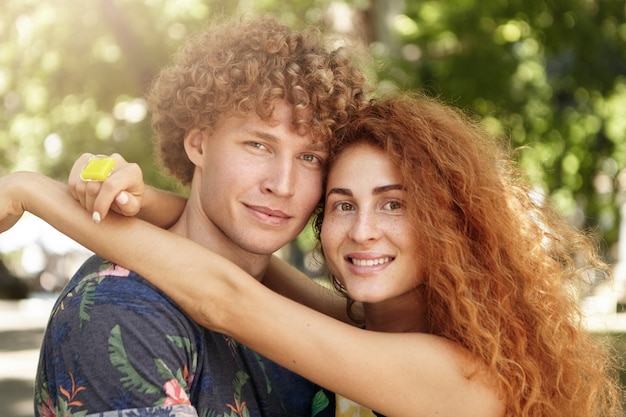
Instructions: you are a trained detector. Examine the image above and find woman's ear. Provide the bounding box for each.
[184,129,205,167]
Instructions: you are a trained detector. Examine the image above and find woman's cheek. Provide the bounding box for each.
[320,216,342,261]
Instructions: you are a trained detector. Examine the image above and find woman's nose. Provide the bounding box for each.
[347,211,381,243]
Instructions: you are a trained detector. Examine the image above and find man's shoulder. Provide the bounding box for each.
[49,254,201,330]
[57,254,184,315]
[66,255,148,289]
[72,254,131,277]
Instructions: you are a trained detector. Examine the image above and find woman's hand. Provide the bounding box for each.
[68,153,144,223]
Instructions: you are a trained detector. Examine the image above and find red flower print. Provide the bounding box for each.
[163,379,191,406]
[226,393,247,417]
[98,265,130,277]
[183,364,194,387]
[39,397,56,417]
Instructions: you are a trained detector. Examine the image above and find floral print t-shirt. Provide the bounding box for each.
[34,255,333,417]
[335,394,385,417]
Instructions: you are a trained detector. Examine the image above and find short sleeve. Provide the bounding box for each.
[35,256,203,417]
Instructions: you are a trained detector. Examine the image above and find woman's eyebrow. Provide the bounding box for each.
[373,184,404,195]
[327,184,404,197]
[327,187,352,197]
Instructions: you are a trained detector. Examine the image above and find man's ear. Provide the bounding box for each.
[184,129,205,167]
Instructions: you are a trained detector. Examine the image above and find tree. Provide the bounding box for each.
[1,0,624,262]
[362,0,626,261]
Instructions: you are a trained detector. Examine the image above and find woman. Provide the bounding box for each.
[1,93,622,417]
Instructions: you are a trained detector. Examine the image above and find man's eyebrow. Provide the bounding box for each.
[249,130,328,153]
[249,130,280,143]
[305,141,329,153]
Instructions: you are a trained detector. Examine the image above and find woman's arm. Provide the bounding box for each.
[1,172,503,417]
[264,255,359,325]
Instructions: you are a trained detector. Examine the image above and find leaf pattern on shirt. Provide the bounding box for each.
[35,258,333,417]
[74,271,103,329]
[226,371,251,417]
[108,324,161,395]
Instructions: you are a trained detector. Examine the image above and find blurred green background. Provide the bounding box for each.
[1,0,625,261]
[0,1,625,414]
[1,0,625,292]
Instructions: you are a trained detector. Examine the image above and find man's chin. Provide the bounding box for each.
[239,236,296,256]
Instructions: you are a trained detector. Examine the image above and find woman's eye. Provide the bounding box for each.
[383,200,404,211]
[338,202,353,212]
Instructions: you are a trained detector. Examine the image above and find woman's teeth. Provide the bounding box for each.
[350,257,392,266]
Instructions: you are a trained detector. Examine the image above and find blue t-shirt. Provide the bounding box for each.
[34,255,333,417]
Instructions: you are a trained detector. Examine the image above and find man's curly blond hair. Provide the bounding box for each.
[147,15,368,186]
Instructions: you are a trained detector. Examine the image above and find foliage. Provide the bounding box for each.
[366,0,626,260]
[1,0,624,261]
[1,0,241,191]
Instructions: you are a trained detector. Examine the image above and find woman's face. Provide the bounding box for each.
[321,143,422,304]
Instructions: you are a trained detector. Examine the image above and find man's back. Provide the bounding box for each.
[35,255,332,416]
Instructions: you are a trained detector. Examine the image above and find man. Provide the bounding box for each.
[34,15,367,417]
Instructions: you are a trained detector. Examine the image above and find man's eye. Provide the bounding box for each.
[302,154,321,164]
[248,142,266,150]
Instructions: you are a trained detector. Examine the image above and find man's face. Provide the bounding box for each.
[194,100,327,256]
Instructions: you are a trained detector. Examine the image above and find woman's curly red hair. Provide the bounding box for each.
[315,92,624,417]
[147,15,368,185]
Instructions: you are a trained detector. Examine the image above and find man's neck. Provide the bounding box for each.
[169,203,270,281]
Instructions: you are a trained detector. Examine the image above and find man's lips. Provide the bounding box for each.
[244,204,292,226]
[246,204,290,218]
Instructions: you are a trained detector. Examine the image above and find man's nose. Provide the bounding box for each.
[261,158,296,197]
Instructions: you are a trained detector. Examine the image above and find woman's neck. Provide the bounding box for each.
[363,287,429,333]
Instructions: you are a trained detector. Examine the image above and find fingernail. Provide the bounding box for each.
[92,212,101,224]
[115,191,129,205]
